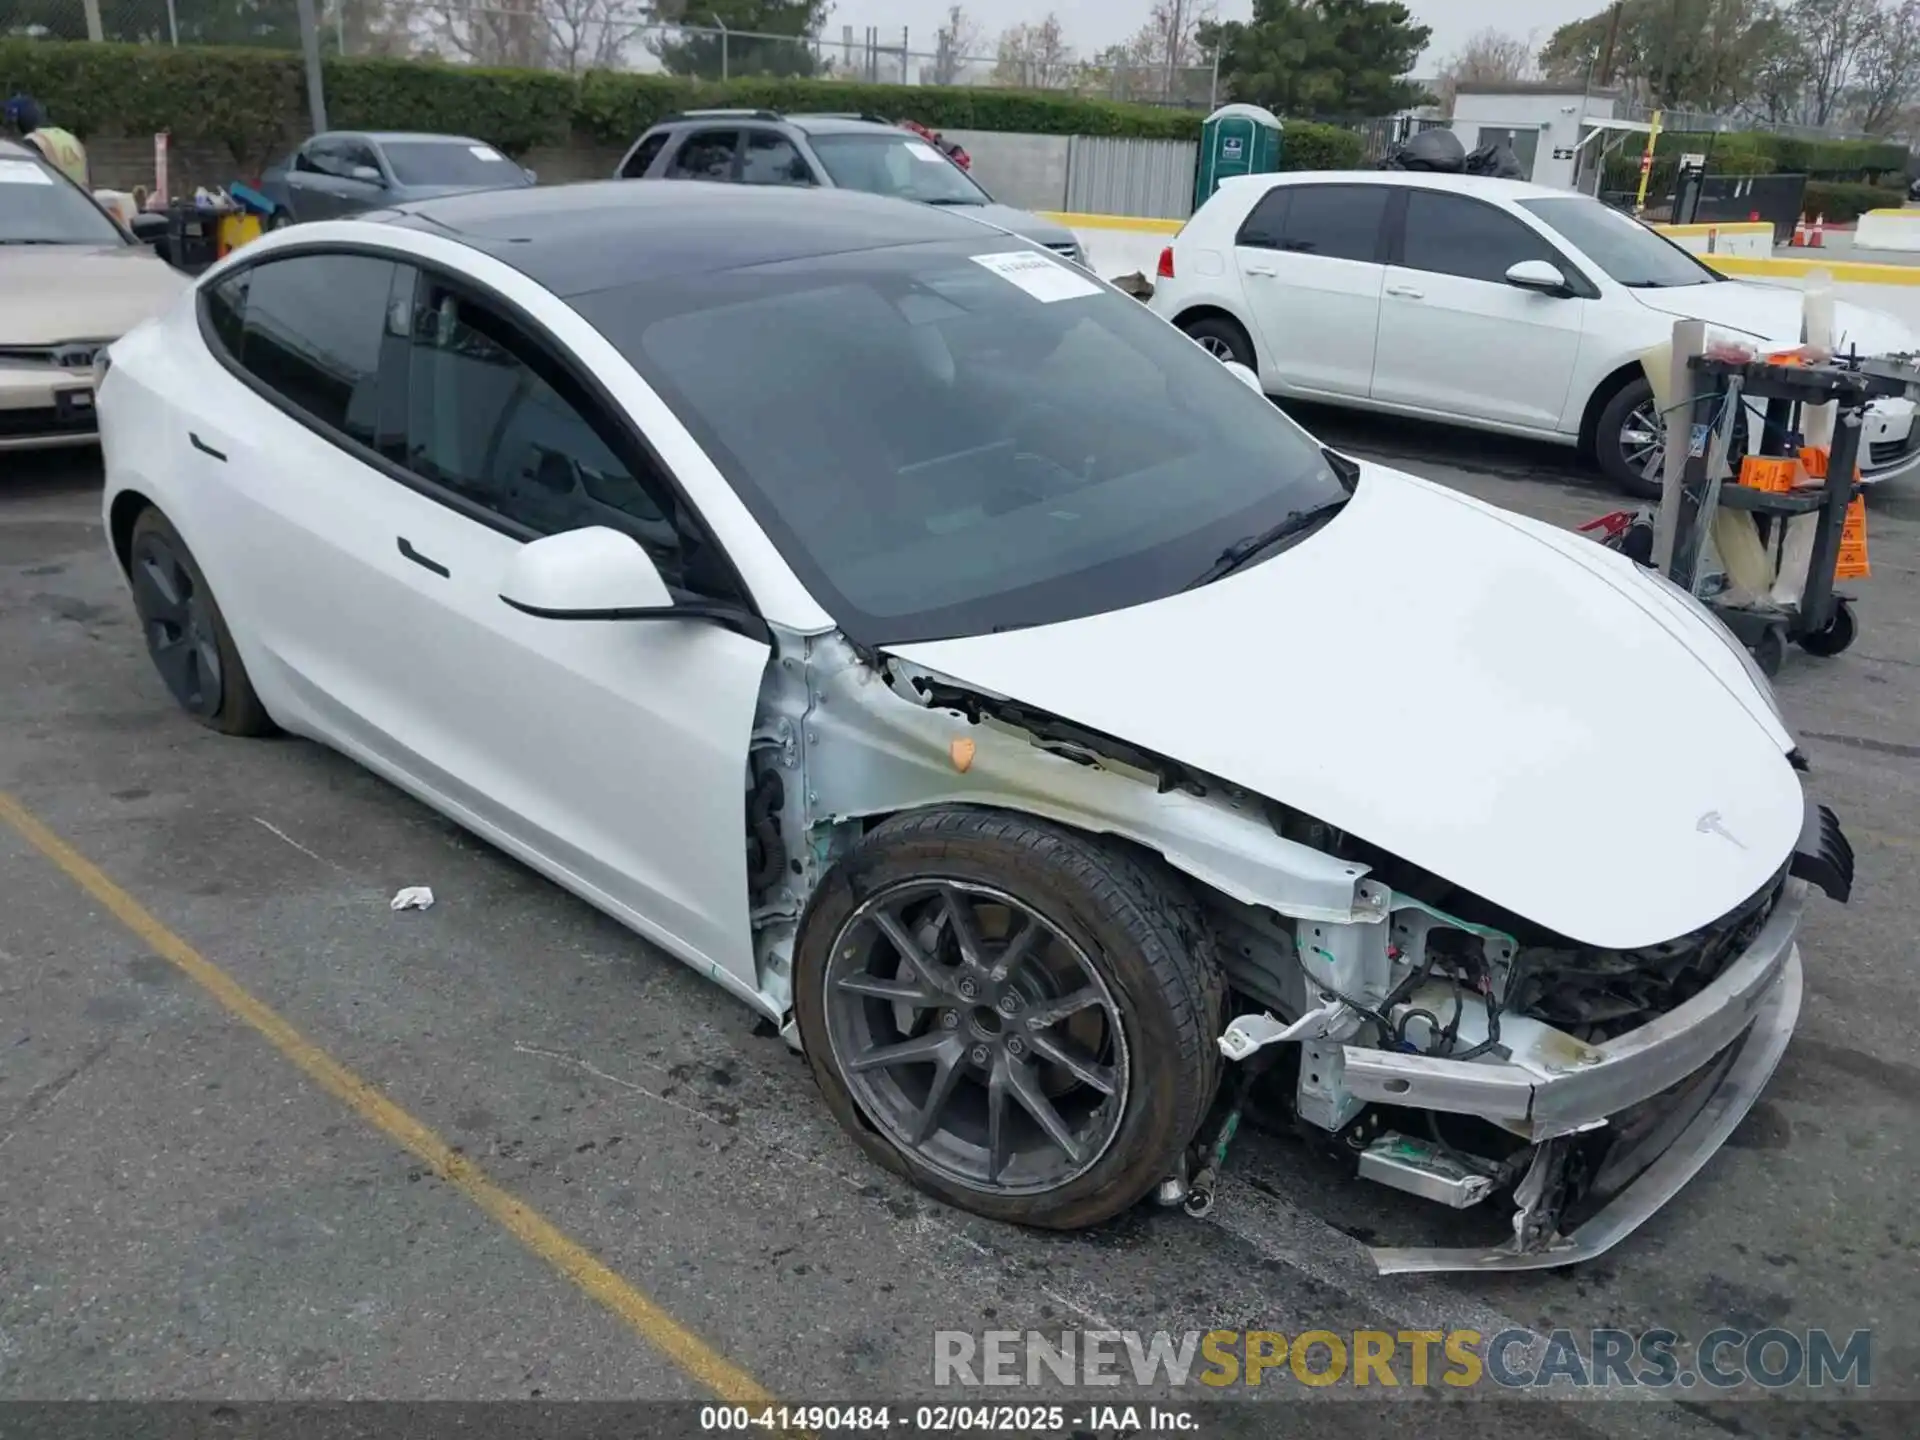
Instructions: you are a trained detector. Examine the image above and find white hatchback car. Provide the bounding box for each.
[96,182,1852,1273]
[1149,171,1920,496]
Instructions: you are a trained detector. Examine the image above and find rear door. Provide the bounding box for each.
[1233,182,1391,399]
[1371,188,1589,431]
[663,128,744,183]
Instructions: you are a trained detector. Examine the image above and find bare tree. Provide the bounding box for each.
[991,12,1078,89]
[932,4,985,84]
[1799,0,1880,124]
[540,0,648,71]
[1433,27,1534,112]
[420,0,547,67]
[1849,0,1920,132]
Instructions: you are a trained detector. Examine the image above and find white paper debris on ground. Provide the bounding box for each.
[390,886,436,911]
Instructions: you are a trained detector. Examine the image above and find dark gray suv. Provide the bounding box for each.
[613,110,1087,267]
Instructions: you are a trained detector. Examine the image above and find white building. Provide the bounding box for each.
[1450,83,1653,194]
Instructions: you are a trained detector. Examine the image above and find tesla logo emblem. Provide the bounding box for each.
[1697,811,1747,849]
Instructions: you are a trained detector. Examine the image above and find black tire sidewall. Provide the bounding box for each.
[794,817,1209,1230]
[1597,377,1663,500]
[128,507,268,735]
[1181,316,1254,371]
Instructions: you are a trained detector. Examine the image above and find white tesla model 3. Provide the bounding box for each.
[95,181,1853,1273]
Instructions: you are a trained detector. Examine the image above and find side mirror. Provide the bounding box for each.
[1506,259,1571,295]
[350,165,385,186]
[1221,360,1264,394]
[523,166,539,185]
[128,211,169,244]
[499,527,674,620]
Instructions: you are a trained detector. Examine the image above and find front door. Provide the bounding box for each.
[1370,189,1587,432]
[189,246,772,989]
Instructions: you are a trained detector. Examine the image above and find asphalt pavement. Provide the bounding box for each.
[3,418,1917,1436]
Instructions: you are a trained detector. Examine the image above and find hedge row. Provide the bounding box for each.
[1,40,1369,177]
[1656,128,1909,182]
[1801,180,1909,224]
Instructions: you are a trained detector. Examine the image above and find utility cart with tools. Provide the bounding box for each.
[1647,347,1893,676]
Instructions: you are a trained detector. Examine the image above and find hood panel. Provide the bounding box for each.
[1634,279,1916,353]
[886,464,1804,951]
[0,246,189,345]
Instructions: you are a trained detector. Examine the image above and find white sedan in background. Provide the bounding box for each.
[1149,172,1920,497]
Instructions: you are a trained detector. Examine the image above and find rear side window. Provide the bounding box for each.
[1400,190,1566,286]
[204,253,409,455]
[620,132,670,179]
[1242,185,1388,264]
[666,130,740,181]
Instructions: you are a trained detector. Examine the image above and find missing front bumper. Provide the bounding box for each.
[1366,942,1803,1274]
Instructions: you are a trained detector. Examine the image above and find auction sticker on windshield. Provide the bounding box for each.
[905,141,949,164]
[0,161,54,185]
[971,250,1101,303]
[468,145,505,161]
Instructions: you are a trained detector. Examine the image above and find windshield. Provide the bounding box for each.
[583,240,1351,645]
[1519,196,1720,288]
[809,133,991,206]
[0,154,126,246]
[382,140,525,188]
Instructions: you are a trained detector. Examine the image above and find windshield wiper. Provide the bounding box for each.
[1183,497,1350,591]
[922,196,983,206]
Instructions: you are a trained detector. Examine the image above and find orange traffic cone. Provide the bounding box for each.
[1791,214,1809,247]
[1810,213,1826,247]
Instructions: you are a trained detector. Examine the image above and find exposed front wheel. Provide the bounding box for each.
[795,808,1226,1230]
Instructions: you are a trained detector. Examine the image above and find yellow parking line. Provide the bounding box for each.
[0,790,775,1407]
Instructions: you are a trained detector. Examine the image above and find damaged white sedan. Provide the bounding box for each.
[96,182,1854,1274]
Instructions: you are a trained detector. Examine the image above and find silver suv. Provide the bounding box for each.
[613,109,1086,267]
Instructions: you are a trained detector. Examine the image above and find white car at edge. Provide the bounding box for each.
[1149,170,1920,497]
[94,181,1853,1274]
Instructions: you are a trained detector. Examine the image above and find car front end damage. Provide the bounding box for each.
[742,626,1855,1276]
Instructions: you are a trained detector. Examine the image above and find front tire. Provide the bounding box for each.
[1597,377,1668,500]
[127,507,274,737]
[794,808,1226,1230]
[1597,375,1747,500]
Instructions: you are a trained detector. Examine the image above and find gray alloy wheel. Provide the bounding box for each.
[822,878,1131,1196]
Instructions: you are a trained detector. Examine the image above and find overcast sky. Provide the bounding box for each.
[827,0,1604,74]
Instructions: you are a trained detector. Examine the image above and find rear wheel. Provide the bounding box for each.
[1179,313,1255,371]
[127,507,274,737]
[795,808,1225,1230]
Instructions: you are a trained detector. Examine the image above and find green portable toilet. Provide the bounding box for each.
[1195,103,1284,209]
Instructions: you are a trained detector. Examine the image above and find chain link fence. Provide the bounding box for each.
[3,0,1219,107]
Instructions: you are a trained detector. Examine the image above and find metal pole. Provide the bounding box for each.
[295,0,329,134]
[336,0,345,55]
[712,16,728,81]
[165,0,179,44]
[1634,108,1662,215]
[1209,48,1220,110]
[81,0,104,40]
